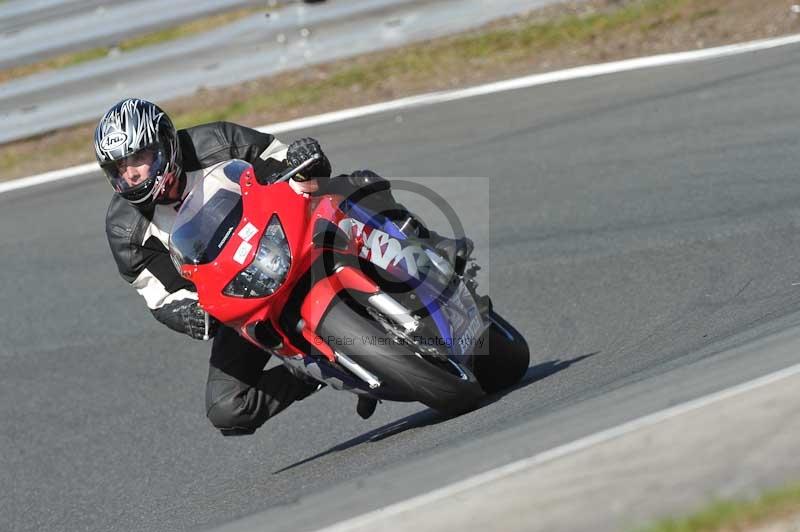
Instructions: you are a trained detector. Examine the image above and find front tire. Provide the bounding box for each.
[317,298,484,415]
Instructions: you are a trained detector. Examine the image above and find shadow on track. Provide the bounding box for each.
[272,408,445,474]
[272,352,597,474]
[482,352,598,406]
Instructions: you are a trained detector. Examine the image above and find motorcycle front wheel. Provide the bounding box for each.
[317,297,485,416]
[472,311,530,394]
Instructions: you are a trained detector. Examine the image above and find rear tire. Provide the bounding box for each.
[317,298,484,416]
[473,311,530,394]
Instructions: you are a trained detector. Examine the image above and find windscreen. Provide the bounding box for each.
[169,160,251,268]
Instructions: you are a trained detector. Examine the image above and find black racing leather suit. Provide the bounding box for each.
[106,122,321,435]
[105,121,458,435]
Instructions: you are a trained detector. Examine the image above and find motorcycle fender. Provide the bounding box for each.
[300,265,380,360]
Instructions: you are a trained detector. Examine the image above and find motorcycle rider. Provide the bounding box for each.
[96,97,470,435]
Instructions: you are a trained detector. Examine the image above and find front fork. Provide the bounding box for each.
[298,265,420,391]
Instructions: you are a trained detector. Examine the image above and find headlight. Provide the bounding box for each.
[223,215,291,298]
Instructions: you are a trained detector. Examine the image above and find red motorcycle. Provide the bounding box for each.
[169,157,529,415]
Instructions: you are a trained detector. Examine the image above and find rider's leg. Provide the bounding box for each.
[205,325,320,436]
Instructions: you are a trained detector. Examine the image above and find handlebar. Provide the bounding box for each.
[274,153,321,183]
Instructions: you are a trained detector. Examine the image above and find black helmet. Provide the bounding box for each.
[94,98,182,207]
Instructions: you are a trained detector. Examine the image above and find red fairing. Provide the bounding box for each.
[181,168,306,326]
[177,163,376,360]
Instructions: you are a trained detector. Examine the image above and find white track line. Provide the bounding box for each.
[314,361,800,532]
[3,31,800,196]
[0,162,98,195]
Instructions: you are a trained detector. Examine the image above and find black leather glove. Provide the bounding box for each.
[286,138,332,181]
[151,299,220,340]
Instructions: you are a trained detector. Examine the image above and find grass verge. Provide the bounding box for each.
[638,482,800,532]
[173,0,699,127]
[2,0,799,181]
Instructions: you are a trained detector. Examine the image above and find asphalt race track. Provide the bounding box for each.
[3,42,800,531]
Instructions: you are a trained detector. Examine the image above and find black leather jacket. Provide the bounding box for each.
[105,121,289,339]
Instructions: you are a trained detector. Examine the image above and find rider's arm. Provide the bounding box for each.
[105,196,217,340]
[179,121,332,185]
[179,121,290,182]
[180,122,334,185]
[132,267,213,340]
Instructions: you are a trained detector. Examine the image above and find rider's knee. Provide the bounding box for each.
[205,376,264,436]
[206,401,258,436]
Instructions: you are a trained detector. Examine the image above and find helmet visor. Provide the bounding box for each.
[100,145,166,195]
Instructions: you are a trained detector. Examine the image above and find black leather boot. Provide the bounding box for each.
[357,396,378,419]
